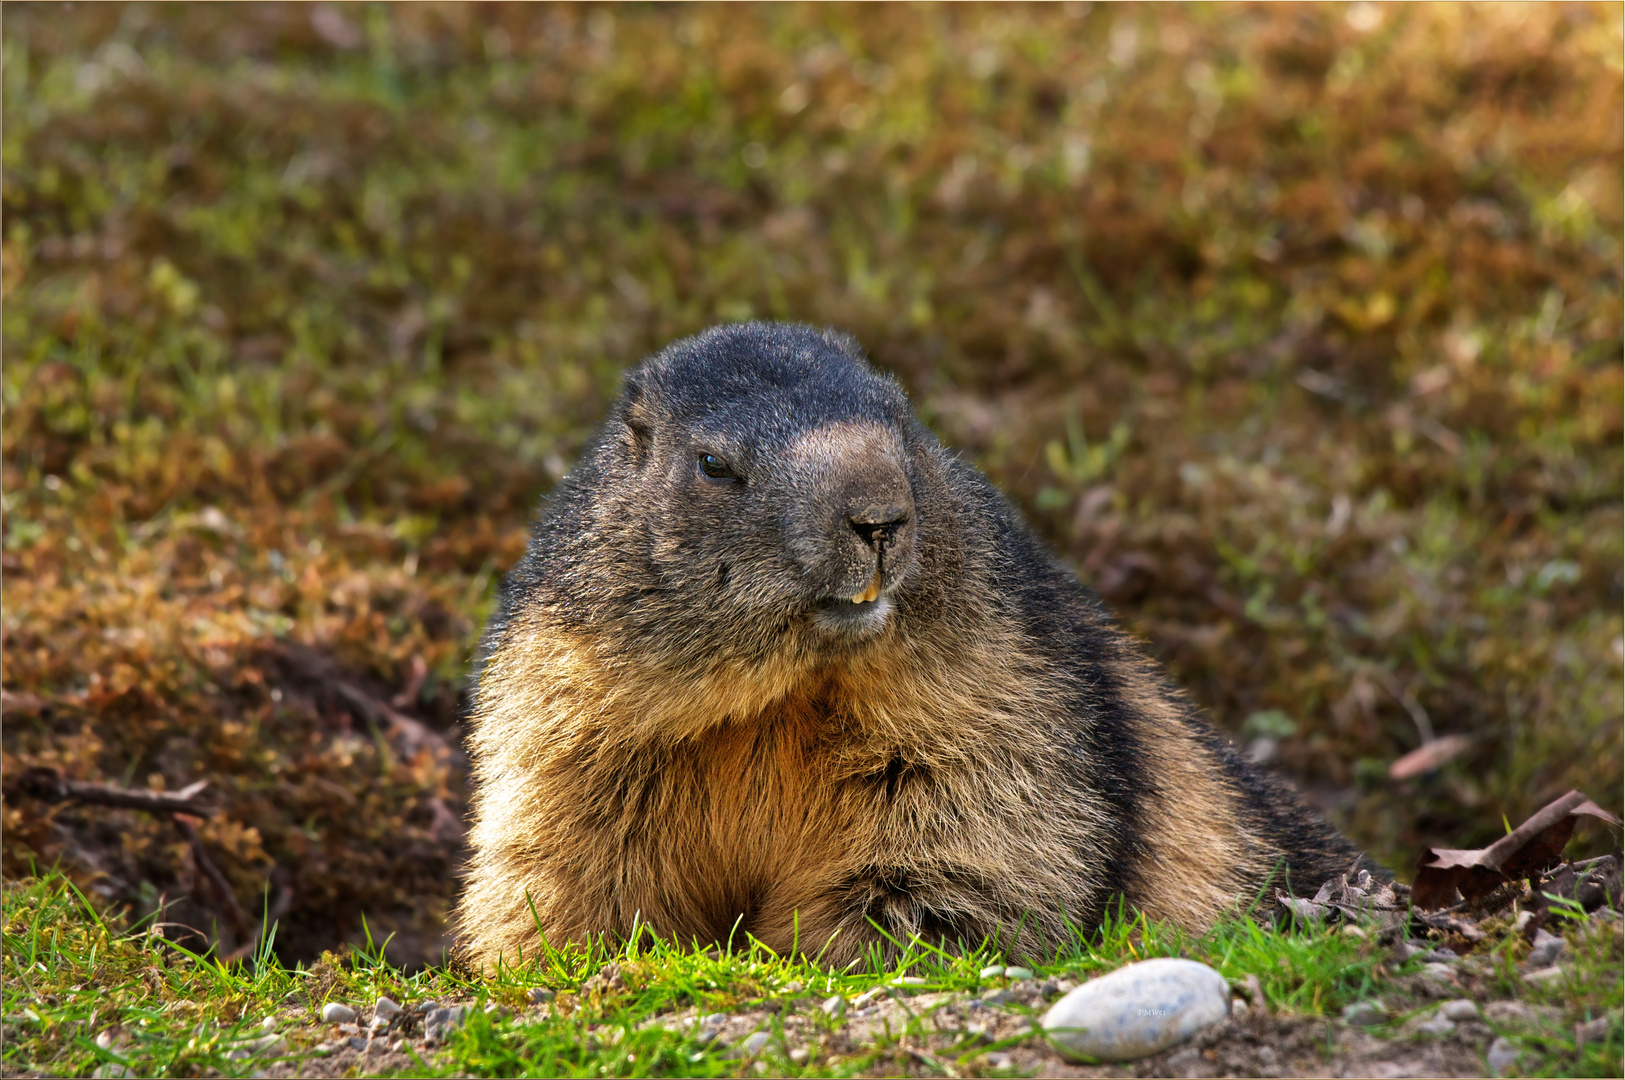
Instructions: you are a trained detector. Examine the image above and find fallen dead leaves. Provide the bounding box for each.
[1413,790,1622,912]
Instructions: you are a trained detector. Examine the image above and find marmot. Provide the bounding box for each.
[459,321,1376,969]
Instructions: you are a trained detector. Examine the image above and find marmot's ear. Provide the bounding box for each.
[820,326,867,362]
[618,373,655,464]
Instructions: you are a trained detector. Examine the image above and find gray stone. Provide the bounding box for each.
[347,1036,368,1050]
[1040,957,1230,1063]
[1418,949,1458,964]
[424,1005,468,1045]
[483,1002,512,1020]
[702,1012,727,1026]
[1487,1036,1520,1076]
[984,1051,1013,1069]
[527,988,555,1005]
[1525,929,1565,968]
[320,1002,357,1024]
[1522,964,1565,985]
[788,1047,810,1065]
[1413,1015,1456,1036]
[982,989,1013,1006]
[391,1039,408,1053]
[979,965,1006,979]
[1440,999,1479,1022]
[1484,1001,1561,1032]
[1004,966,1034,980]
[820,995,844,1017]
[728,1031,769,1058]
[1575,1016,1611,1047]
[1420,963,1456,983]
[374,996,402,1020]
[1342,1001,1387,1026]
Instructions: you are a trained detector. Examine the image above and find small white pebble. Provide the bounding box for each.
[1003,966,1034,980]
[1415,1015,1456,1036]
[1488,1036,1520,1076]
[978,965,1006,979]
[374,996,401,1020]
[320,1002,357,1024]
[259,1016,278,1032]
[851,988,882,1009]
[1341,925,1367,939]
[1440,999,1479,1022]
[391,1038,407,1052]
[820,995,844,1017]
[893,976,928,986]
[783,981,803,994]
[741,1031,769,1055]
[985,1051,1013,1069]
[788,1047,810,1064]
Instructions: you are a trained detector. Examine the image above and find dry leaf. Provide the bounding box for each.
[1412,790,1622,910]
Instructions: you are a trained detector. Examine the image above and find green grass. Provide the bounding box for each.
[6,870,1619,1077]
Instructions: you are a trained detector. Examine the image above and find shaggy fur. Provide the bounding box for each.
[458,322,1376,969]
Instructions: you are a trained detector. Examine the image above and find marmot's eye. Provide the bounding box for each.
[698,453,739,482]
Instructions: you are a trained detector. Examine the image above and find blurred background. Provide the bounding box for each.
[2,2,1620,968]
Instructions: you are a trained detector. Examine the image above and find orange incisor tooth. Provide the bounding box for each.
[850,571,883,604]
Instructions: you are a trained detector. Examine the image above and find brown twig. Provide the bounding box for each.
[333,679,450,758]
[172,815,250,943]
[3,766,216,817]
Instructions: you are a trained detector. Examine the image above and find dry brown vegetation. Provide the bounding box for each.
[2,2,1620,969]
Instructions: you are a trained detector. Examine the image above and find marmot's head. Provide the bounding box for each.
[525,322,960,677]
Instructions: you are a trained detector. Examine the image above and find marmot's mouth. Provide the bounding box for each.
[848,570,883,605]
[812,590,893,635]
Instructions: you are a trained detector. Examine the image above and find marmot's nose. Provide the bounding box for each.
[847,503,910,550]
